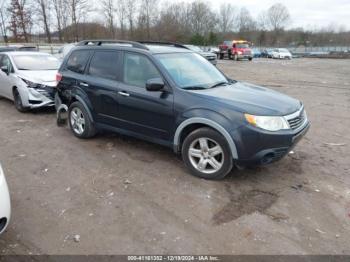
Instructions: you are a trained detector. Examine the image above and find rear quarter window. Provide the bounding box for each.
[66,50,91,74]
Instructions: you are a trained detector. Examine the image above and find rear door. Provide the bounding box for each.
[84,50,122,125]
[116,52,174,141]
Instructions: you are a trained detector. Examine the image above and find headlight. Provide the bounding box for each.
[245,114,289,131]
[237,51,243,55]
[20,78,42,89]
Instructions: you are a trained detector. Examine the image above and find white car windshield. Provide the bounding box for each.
[279,49,289,53]
[156,53,228,89]
[185,45,202,52]
[13,54,60,70]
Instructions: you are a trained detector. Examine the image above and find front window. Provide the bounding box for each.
[123,52,161,88]
[156,53,228,89]
[13,54,60,70]
[279,48,289,53]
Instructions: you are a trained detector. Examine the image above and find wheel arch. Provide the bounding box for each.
[71,95,95,123]
[174,118,238,159]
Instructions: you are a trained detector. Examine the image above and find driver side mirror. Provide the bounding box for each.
[146,78,164,92]
[1,65,9,75]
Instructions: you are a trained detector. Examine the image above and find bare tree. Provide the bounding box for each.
[66,0,89,41]
[101,0,115,37]
[125,0,137,38]
[139,0,158,39]
[189,1,216,36]
[237,7,256,33]
[52,0,69,42]
[7,0,32,42]
[265,3,290,45]
[266,3,290,32]
[0,0,9,43]
[34,0,52,43]
[218,3,236,33]
[116,0,126,38]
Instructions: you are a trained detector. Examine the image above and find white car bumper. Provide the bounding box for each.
[0,164,11,234]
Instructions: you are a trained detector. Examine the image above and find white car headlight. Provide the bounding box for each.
[245,114,289,131]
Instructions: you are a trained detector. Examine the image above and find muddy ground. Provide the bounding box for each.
[0,58,349,255]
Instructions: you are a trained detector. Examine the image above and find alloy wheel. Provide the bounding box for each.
[70,107,85,135]
[188,137,224,174]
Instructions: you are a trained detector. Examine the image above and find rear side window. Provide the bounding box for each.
[66,50,91,74]
[123,53,161,88]
[88,51,119,80]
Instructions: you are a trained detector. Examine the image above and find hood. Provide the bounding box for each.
[187,82,301,116]
[17,70,57,87]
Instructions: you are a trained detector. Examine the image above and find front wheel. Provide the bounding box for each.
[68,102,96,138]
[182,128,233,180]
[13,88,28,113]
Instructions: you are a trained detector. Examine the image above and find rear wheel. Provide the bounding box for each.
[182,127,233,180]
[68,101,96,138]
[219,53,224,60]
[248,57,253,61]
[13,88,28,113]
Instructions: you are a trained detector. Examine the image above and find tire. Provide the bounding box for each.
[13,88,28,113]
[228,52,232,60]
[219,53,224,60]
[68,101,96,138]
[181,127,233,180]
[248,57,253,61]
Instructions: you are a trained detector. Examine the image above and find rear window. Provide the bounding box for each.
[66,50,91,74]
[88,51,119,80]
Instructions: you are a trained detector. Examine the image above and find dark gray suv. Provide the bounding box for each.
[55,40,310,180]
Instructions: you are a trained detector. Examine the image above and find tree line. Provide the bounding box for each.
[0,0,349,47]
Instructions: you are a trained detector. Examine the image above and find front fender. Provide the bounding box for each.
[174,109,239,159]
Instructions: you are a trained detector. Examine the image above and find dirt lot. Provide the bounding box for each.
[0,58,349,255]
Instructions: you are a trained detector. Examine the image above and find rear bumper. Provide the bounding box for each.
[0,165,10,234]
[233,122,310,166]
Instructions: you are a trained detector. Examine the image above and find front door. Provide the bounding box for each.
[0,55,15,99]
[117,52,174,142]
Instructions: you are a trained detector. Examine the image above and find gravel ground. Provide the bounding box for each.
[0,58,349,255]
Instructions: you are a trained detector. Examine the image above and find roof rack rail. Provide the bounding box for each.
[76,40,149,50]
[137,41,188,49]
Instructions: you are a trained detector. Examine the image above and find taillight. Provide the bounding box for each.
[56,73,62,84]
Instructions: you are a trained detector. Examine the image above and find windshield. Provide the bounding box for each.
[156,53,228,89]
[185,45,202,52]
[237,44,249,48]
[13,54,60,70]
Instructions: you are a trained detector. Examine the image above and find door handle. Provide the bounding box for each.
[118,91,130,97]
[79,82,89,87]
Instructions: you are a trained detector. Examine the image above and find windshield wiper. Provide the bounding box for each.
[182,86,207,90]
[209,81,229,88]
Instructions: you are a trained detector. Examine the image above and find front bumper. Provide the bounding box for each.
[237,54,253,59]
[0,165,11,234]
[233,121,310,166]
[24,87,55,109]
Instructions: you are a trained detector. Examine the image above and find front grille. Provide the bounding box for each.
[287,110,306,130]
[206,56,216,61]
[243,50,251,55]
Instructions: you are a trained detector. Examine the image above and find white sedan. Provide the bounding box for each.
[0,163,10,234]
[272,48,292,59]
[0,52,60,112]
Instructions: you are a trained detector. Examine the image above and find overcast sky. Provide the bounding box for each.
[177,0,350,30]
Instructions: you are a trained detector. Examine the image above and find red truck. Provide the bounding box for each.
[218,40,253,61]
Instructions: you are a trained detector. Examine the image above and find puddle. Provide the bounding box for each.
[212,188,278,225]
